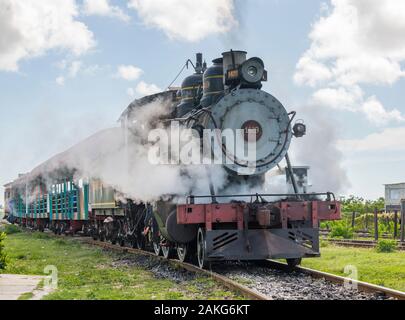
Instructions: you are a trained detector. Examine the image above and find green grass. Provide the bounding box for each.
[1,231,243,300]
[302,244,405,292]
[18,292,34,300]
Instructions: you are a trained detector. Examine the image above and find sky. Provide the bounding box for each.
[1,0,405,204]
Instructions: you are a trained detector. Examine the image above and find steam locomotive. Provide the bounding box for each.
[4,50,341,269]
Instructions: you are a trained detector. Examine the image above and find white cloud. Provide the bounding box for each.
[82,64,102,76]
[83,0,130,22]
[295,0,405,126]
[128,81,162,97]
[56,76,65,86]
[338,127,405,152]
[116,65,143,81]
[0,0,95,72]
[294,56,333,87]
[362,96,404,126]
[127,0,238,42]
[311,86,363,111]
[135,81,162,96]
[68,60,83,78]
[56,60,102,85]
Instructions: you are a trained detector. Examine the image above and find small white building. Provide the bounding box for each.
[384,183,405,211]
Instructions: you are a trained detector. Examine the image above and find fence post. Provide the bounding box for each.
[365,213,368,231]
[351,211,356,228]
[401,200,405,243]
[374,208,378,241]
[394,210,398,239]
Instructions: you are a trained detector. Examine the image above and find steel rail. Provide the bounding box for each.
[21,228,405,300]
[323,239,405,250]
[79,238,270,301]
[264,260,405,300]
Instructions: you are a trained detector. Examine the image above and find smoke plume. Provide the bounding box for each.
[290,104,350,194]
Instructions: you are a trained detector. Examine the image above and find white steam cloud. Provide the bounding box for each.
[290,105,349,194]
[31,98,228,203]
[30,97,292,204]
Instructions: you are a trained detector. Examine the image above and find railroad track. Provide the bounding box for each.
[264,260,405,300]
[16,228,405,300]
[79,238,269,300]
[324,238,405,250]
[77,237,405,301]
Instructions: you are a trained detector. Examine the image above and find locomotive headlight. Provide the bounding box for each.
[241,57,265,84]
[247,66,258,77]
[293,121,307,138]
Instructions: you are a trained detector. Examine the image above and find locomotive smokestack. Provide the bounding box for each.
[195,53,203,74]
[222,50,247,89]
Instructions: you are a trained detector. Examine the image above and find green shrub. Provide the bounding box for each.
[328,221,353,239]
[0,232,7,269]
[319,239,329,248]
[376,239,397,253]
[1,224,21,235]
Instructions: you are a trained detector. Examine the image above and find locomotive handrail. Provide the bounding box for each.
[185,192,337,205]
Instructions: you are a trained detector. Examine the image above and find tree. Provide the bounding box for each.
[340,196,385,214]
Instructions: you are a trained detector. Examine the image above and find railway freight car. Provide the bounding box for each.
[4,50,341,269]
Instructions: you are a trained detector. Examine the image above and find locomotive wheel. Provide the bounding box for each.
[162,245,174,259]
[286,258,302,269]
[153,241,161,256]
[197,228,210,269]
[177,243,197,263]
[176,244,188,263]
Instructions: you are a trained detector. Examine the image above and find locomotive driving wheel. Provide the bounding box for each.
[177,244,188,262]
[286,258,302,268]
[197,228,210,269]
[161,243,174,259]
[153,241,161,256]
[176,243,196,263]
